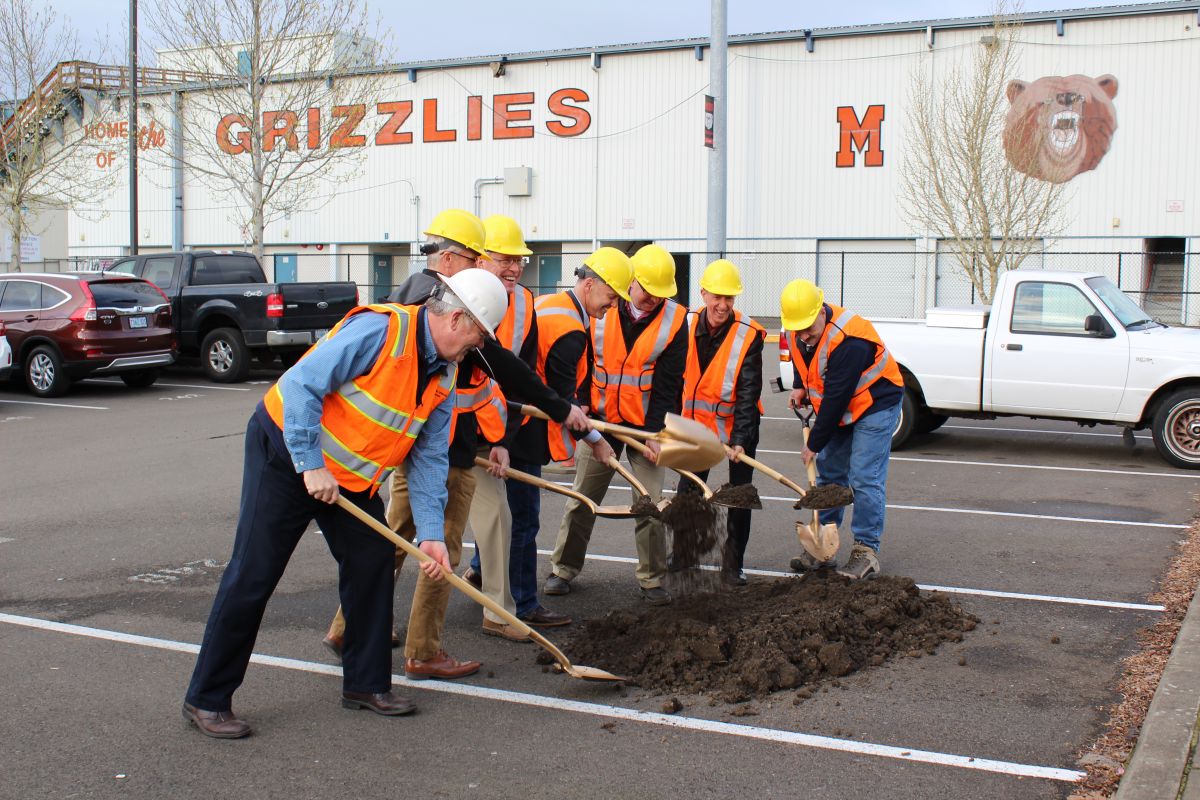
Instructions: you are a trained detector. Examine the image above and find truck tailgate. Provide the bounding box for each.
[278,283,358,330]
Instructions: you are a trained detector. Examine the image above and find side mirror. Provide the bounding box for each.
[1084,313,1115,338]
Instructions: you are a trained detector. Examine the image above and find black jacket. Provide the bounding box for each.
[689,309,764,449]
[388,270,571,467]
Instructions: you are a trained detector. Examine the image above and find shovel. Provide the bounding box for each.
[613,433,757,510]
[473,457,637,519]
[794,406,840,562]
[511,403,726,472]
[336,495,626,682]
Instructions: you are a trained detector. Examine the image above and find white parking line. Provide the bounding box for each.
[0,398,108,410]
[458,543,1164,613]
[762,416,1151,440]
[553,482,1187,529]
[754,450,1196,480]
[91,378,251,392]
[0,613,1085,784]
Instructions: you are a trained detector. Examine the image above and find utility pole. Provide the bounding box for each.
[128,0,139,255]
[705,0,728,259]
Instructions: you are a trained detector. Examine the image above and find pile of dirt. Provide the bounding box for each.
[711,483,762,509]
[551,573,978,702]
[795,484,855,510]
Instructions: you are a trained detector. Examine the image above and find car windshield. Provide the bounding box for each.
[1084,276,1161,330]
[90,280,165,308]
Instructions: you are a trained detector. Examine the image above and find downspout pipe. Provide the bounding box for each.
[172,90,183,251]
[473,176,503,218]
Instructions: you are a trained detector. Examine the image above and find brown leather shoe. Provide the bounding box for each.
[461,567,482,589]
[517,605,572,627]
[341,690,416,716]
[181,703,252,739]
[404,650,482,680]
[482,618,531,643]
[322,634,343,662]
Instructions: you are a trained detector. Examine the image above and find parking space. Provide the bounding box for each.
[1,377,1195,799]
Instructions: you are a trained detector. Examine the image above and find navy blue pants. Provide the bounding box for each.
[185,414,395,712]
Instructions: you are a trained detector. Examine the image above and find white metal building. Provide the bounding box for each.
[61,2,1200,320]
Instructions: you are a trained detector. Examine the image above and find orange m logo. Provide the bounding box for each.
[836,105,885,168]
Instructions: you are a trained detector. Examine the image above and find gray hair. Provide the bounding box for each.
[424,296,456,316]
[574,266,603,283]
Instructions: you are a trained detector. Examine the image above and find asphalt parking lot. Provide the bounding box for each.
[1,367,1195,800]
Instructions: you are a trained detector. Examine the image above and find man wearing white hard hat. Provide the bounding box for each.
[182,264,501,738]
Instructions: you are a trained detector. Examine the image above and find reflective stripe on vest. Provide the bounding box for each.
[682,310,764,443]
[534,291,588,461]
[507,287,532,355]
[794,305,901,426]
[591,300,685,425]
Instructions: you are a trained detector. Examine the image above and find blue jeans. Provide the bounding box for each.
[815,400,901,553]
[469,459,542,616]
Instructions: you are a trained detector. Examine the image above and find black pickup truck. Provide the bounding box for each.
[107,250,358,382]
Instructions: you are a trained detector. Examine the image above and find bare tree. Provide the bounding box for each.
[145,0,390,260]
[900,4,1068,303]
[0,0,111,271]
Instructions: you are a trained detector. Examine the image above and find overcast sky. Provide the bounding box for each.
[59,0,1143,65]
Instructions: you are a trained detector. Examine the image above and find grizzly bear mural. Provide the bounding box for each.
[1003,74,1118,183]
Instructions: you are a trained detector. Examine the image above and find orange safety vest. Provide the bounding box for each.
[682,309,765,444]
[785,304,902,426]
[471,284,534,443]
[453,366,508,445]
[496,284,535,355]
[590,300,686,427]
[534,290,588,461]
[263,303,457,495]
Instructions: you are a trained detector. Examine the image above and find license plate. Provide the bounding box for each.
[129,316,148,329]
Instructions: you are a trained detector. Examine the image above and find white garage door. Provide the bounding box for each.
[817,239,916,319]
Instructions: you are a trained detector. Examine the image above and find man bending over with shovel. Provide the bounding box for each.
[779,279,903,579]
[182,267,507,738]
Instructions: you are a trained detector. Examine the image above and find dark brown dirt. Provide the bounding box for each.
[711,483,762,509]
[662,491,725,586]
[661,490,717,532]
[630,494,662,518]
[794,484,856,510]
[550,573,978,703]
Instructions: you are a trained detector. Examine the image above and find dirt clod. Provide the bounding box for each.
[631,494,662,518]
[1051,635,1061,644]
[557,573,978,702]
[661,698,682,714]
[711,483,762,509]
[794,484,856,510]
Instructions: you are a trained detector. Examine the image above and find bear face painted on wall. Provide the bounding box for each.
[1003,74,1118,184]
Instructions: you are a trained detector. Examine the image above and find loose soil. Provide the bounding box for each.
[630,494,662,518]
[795,484,856,510]
[711,482,762,509]
[546,573,978,703]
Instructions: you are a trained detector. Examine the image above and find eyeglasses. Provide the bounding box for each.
[490,255,527,267]
[446,249,478,263]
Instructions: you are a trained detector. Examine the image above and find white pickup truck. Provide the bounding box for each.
[780,270,1200,469]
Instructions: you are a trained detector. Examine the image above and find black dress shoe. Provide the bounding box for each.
[462,567,482,589]
[341,690,416,716]
[182,702,252,739]
[517,605,572,627]
[721,569,748,587]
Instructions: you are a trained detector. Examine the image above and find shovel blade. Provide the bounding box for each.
[657,414,726,471]
[796,521,839,562]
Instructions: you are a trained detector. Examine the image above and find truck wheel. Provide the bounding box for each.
[916,413,949,434]
[201,327,250,383]
[120,368,160,388]
[892,388,917,450]
[25,345,70,398]
[1151,388,1200,469]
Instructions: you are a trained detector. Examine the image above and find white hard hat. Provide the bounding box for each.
[436,268,507,338]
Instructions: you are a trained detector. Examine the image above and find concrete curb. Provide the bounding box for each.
[1114,581,1200,799]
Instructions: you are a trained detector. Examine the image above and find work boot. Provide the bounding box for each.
[543,574,571,596]
[838,544,880,580]
[639,586,672,606]
[789,551,837,573]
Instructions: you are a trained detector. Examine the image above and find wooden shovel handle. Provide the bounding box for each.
[614,433,711,498]
[605,456,650,497]
[513,403,658,442]
[472,456,599,513]
[800,424,821,529]
[729,447,809,497]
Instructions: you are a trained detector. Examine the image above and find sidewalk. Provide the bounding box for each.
[1114,583,1200,798]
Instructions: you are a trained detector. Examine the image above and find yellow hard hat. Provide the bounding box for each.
[630,244,677,298]
[780,279,825,330]
[582,246,633,302]
[424,208,490,260]
[700,259,743,296]
[482,214,532,257]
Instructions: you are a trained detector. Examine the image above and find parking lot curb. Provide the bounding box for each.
[1114,580,1200,799]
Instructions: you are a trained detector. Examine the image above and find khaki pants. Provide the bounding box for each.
[550,441,666,588]
[327,462,476,661]
[467,460,514,624]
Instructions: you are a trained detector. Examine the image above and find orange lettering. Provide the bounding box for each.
[467,96,482,141]
[422,99,456,143]
[216,113,251,155]
[331,104,367,148]
[374,101,413,145]
[835,105,885,168]
[306,107,321,149]
[493,92,534,140]
[263,111,299,151]
[546,88,591,137]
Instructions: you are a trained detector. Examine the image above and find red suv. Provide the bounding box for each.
[0,272,176,397]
